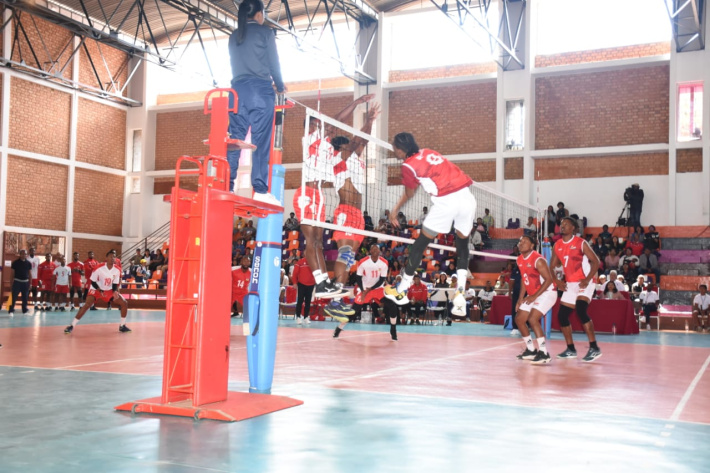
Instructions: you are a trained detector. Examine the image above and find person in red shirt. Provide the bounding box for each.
[625,234,645,257]
[514,235,557,364]
[405,274,428,325]
[231,256,251,317]
[82,251,100,310]
[550,217,602,362]
[291,257,315,325]
[385,132,476,308]
[67,252,84,310]
[37,253,55,311]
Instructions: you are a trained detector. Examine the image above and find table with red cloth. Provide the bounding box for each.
[488,295,639,335]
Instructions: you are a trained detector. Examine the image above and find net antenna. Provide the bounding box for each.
[297,104,541,262]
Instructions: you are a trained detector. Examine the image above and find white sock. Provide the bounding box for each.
[537,337,547,354]
[313,270,328,284]
[523,335,534,351]
[72,318,80,327]
[456,269,467,291]
[120,316,127,326]
[398,273,413,292]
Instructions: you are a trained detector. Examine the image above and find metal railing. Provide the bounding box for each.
[121,221,171,263]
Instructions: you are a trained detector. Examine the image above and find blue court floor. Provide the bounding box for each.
[0,308,709,472]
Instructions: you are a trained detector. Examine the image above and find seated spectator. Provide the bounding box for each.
[234,239,246,255]
[611,236,625,255]
[644,225,661,254]
[418,206,428,228]
[363,211,374,231]
[630,225,644,242]
[280,268,289,287]
[477,281,496,319]
[545,205,557,235]
[625,234,644,257]
[638,248,660,284]
[495,274,509,294]
[376,218,392,234]
[148,249,165,272]
[388,260,402,281]
[617,274,630,292]
[134,259,150,288]
[570,213,585,237]
[396,211,408,229]
[595,274,608,298]
[129,248,143,266]
[283,212,299,231]
[620,263,637,284]
[523,216,536,236]
[470,229,484,252]
[639,285,660,330]
[598,225,612,245]
[619,247,639,271]
[475,218,490,241]
[602,281,625,300]
[143,249,152,266]
[555,202,569,226]
[406,274,428,325]
[692,284,710,332]
[592,236,609,261]
[482,208,495,228]
[631,275,646,300]
[604,249,620,273]
[242,221,256,240]
[608,270,626,292]
[444,261,457,277]
[464,281,477,321]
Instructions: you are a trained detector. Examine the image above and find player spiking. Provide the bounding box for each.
[550,217,602,362]
[384,133,476,308]
[294,94,374,299]
[514,235,557,364]
[64,251,131,334]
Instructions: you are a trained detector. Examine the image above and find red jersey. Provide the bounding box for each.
[407,283,428,303]
[401,149,473,197]
[38,261,55,282]
[84,258,99,281]
[292,258,315,286]
[67,261,84,286]
[232,267,251,299]
[553,236,591,283]
[516,251,554,295]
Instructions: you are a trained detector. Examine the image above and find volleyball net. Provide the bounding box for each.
[295,103,542,262]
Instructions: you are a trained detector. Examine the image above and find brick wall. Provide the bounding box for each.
[11,14,73,74]
[10,78,71,158]
[534,153,669,180]
[284,169,302,190]
[155,110,211,170]
[78,38,130,95]
[388,82,496,154]
[535,42,671,68]
[388,159,495,185]
[5,156,68,230]
[153,176,199,195]
[504,157,523,179]
[72,238,123,261]
[73,169,124,235]
[389,62,497,82]
[535,65,669,149]
[677,148,702,173]
[76,98,126,169]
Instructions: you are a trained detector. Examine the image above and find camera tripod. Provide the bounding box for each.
[611,202,631,237]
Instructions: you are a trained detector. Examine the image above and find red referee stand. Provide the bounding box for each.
[115,89,302,421]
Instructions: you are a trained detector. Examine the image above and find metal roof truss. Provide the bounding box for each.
[665,0,705,52]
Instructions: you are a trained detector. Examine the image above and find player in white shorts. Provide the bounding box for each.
[514,235,557,364]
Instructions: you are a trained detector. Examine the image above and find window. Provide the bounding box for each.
[130,177,141,194]
[131,130,142,172]
[505,100,524,150]
[677,83,703,142]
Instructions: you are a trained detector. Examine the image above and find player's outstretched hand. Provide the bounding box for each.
[389,214,400,229]
[367,103,381,121]
[358,94,375,104]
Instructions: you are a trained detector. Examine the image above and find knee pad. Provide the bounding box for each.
[336,245,356,269]
[575,300,591,324]
[455,236,470,269]
[558,305,573,327]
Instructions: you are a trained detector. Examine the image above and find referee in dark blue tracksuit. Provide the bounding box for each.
[227,0,285,205]
[9,249,32,315]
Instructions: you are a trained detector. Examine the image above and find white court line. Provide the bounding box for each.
[57,355,164,370]
[670,353,710,421]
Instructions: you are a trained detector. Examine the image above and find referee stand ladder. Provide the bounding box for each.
[115,89,302,421]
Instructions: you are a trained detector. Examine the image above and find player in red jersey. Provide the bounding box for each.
[64,251,130,334]
[385,132,476,308]
[82,251,100,310]
[231,256,251,317]
[550,217,602,362]
[67,252,84,310]
[333,244,399,341]
[514,235,557,364]
[37,253,55,311]
[291,257,315,325]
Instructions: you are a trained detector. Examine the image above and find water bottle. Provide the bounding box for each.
[612,323,616,335]
[685,320,689,332]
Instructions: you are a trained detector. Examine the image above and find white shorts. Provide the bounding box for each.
[519,290,557,315]
[560,281,595,305]
[424,188,477,235]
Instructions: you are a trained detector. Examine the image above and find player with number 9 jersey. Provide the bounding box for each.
[553,235,591,283]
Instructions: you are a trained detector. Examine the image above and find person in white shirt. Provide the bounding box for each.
[639,285,660,330]
[64,251,130,334]
[692,284,710,332]
[464,281,477,321]
[595,274,608,298]
[608,270,627,292]
[477,281,496,319]
[618,248,639,271]
[52,257,71,311]
[27,247,41,307]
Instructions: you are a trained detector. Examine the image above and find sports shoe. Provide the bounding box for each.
[46,307,53,312]
[296,316,303,325]
[325,300,355,317]
[70,306,75,311]
[516,348,538,360]
[510,329,521,337]
[450,290,466,317]
[305,316,311,325]
[119,325,132,333]
[557,348,578,359]
[59,307,66,312]
[333,327,342,339]
[90,306,97,311]
[531,351,551,364]
[390,329,398,342]
[582,347,602,363]
[252,192,282,207]
[64,325,73,334]
[314,279,346,299]
[384,285,409,305]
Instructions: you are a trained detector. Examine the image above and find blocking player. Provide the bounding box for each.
[52,256,71,311]
[27,247,41,307]
[82,251,100,310]
[514,235,557,364]
[231,256,251,317]
[334,244,398,341]
[294,94,373,298]
[38,253,55,311]
[65,251,130,334]
[549,217,602,362]
[384,132,476,308]
[67,252,84,310]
